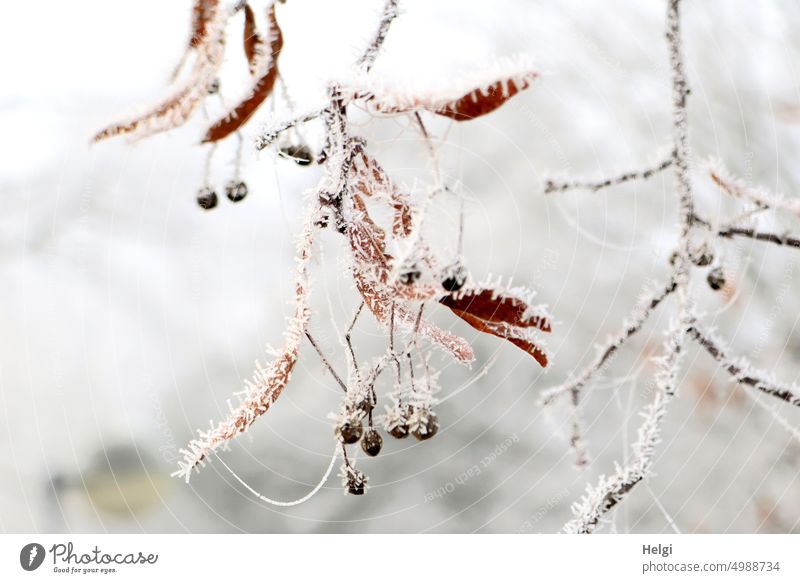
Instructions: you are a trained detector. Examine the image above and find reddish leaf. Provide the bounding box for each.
[341,61,538,122]
[190,0,218,48]
[350,152,413,237]
[434,75,538,122]
[94,2,227,142]
[242,3,262,75]
[440,288,551,367]
[202,4,283,143]
[346,189,473,363]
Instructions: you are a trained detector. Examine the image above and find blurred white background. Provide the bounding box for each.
[1,0,799,533]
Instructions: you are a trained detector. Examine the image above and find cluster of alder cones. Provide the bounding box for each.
[95,0,552,496]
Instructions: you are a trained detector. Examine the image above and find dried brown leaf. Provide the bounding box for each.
[94,1,226,142]
[242,3,262,75]
[202,4,283,143]
[440,288,551,367]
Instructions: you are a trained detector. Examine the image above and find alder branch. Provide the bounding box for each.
[357,0,399,72]
[544,155,673,194]
[716,226,800,249]
[564,314,688,534]
[305,331,348,392]
[688,325,800,407]
[710,162,800,217]
[539,278,677,406]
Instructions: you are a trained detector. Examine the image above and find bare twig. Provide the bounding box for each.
[306,331,348,392]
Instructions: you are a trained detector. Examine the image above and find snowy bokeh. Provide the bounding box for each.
[1,0,799,533]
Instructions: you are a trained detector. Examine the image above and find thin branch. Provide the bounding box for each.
[255,108,324,151]
[667,0,694,239]
[564,313,688,533]
[305,331,348,392]
[710,162,800,217]
[344,301,365,385]
[357,0,399,72]
[717,226,800,249]
[544,156,673,194]
[688,325,800,407]
[539,278,677,406]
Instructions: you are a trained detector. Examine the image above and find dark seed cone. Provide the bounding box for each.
[225,180,248,202]
[279,144,314,166]
[361,428,383,457]
[336,420,363,444]
[399,267,421,285]
[346,471,366,495]
[690,242,714,267]
[441,263,467,292]
[707,266,725,291]
[412,412,439,441]
[196,187,218,210]
[389,420,409,439]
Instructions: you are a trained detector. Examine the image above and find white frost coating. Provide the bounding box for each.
[96,2,229,141]
[172,210,317,482]
[708,158,800,217]
[563,312,689,534]
[337,54,539,115]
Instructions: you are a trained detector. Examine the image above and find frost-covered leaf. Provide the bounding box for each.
[439,286,551,366]
[340,55,538,122]
[173,217,315,482]
[350,152,413,237]
[203,3,283,142]
[346,190,473,363]
[242,3,263,75]
[94,0,227,141]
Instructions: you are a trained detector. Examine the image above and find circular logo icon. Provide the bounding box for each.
[20,543,46,571]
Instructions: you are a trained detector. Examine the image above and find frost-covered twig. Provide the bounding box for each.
[255,108,324,151]
[667,0,694,239]
[357,0,399,72]
[688,325,800,407]
[539,278,676,406]
[563,313,689,533]
[709,161,800,217]
[305,331,348,392]
[716,226,800,250]
[544,155,673,194]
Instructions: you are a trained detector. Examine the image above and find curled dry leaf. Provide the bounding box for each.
[203,3,283,142]
[94,0,227,142]
[340,55,539,122]
[439,287,551,367]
